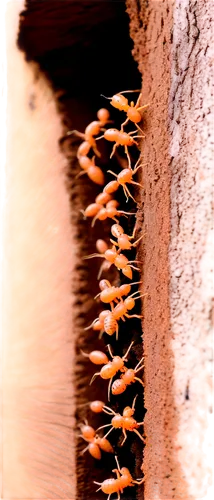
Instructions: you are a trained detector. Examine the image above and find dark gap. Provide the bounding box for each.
[18,1,145,499]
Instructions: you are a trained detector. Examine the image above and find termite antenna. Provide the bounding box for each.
[123,341,134,360]
[100,94,112,99]
[83,253,104,260]
[84,317,98,331]
[80,349,90,358]
[90,372,100,385]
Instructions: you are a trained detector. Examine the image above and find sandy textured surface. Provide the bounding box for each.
[127,0,213,498]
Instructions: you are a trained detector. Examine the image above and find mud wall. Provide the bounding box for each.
[127,0,213,498]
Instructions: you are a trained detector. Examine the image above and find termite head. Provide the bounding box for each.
[118,169,133,185]
[124,297,135,310]
[122,369,135,384]
[120,468,132,488]
[96,239,108,254]
[89,400,105,413]
[112,415,123,428]
[95,192,112,205]
[81,424,96,441]
[104,128,119,142]
[123,406,134,418]
[111,94,129,111]
[97,108,110,123]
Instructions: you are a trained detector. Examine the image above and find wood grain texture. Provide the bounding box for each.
[2,2,76,497]
[126,0,213,498]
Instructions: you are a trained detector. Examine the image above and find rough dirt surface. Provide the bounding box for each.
[15,0,213,498]
[127,0,213,499]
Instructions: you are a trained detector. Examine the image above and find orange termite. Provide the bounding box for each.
[84,244,141,280]
[103,290,146,339]
[110,223,145,250]
[67,107,111,158]
[95,279,142,307]
[77,155,105,185]
[104,160,145,203]
[82,202,134,227]
[89,342,134,400]
[101,90,149,132]
[94,455,145,499]
[79,422,113,460]
[97,396,145,445]
[111,355,144,396]
[97,128,144,169]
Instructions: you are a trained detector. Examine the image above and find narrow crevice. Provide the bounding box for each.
[18,2,145,499]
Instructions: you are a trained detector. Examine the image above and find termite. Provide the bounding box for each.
[101,89,149,133]
[82,202,134,227]
[88,342,134,400]
[78,155,105,185]
[97,395,145,445]
[84,244,141,280]
[111,355,144,396]
[103,290,146,339]
[97,128,144,169]
[79,422,113,460]
[95,279,142,308]
[67,107,111,158]
[110,223,145,250]
[104,160,145,202]
[94,455,145,499]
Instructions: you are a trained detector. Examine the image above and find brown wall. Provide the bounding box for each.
[127,0,213,498]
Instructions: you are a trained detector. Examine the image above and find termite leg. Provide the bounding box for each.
[121,116,129,131]
[116,323,119,341]
[97,423,112,431]
[135,364,145,374]
[125,313,143,320]
[121,428,127,446]
[81,444,90,455]
[84,317,99,331]
[115,455,122,473]
[103,405,116,416]
[132,233,146,247]
[134,376,144,387]
[66,130,85,139]
[107,344,114,359]
[131,180,144,189]
[129,265,140,271]
[104,426,114,439]
[133,477,146,485]
[108,377,113,401]
[124,145,131,169]
[75,170,87,179]
[123,184,137,203]
[133,429,146,443]
[110,143,118,159]
[107,169,117,178]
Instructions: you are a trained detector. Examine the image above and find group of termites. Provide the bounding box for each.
[69,89,148,499]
